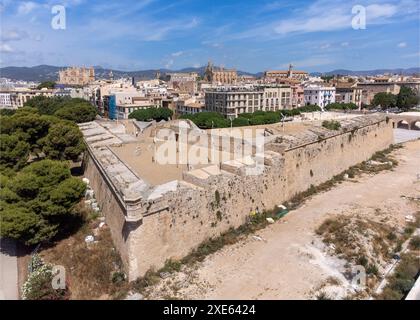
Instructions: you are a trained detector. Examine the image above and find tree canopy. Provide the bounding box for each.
[324,103,358,111]
[24,96,97,123]
[0,160,86,245]
[0,97,90,246]
[39,122,85,161]
[0,134,30,170]
[128,107,173,122]
[181,112,229,128]
[37,81,56,90]
[54,103,97,123]
[372,92,397,109]
[396,86,419,111]
[0,109,85,163]
[372,87,419,111]
[180,105,322,129]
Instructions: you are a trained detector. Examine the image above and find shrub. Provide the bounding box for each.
[22,255,68,300]
[366,264,378,275]
[160,259,182,274]
[378,253,419,300]
[409,236,420,250]
[316,291,332,300]
[322,120,341,130]
[232,117,250,127]
[214,190,221,206]
[111,271,126,284]
[37,81,56,89]
[325,103,358,111]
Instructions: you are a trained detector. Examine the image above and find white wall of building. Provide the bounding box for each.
[304,86,336,109]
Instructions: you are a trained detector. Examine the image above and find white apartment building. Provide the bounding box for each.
[304,85,336,109]
[0,92,12,108]
[205,85,292,119]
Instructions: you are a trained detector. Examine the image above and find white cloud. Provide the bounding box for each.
[0,43,14,53]
[320,43,331,50]
[171,51,184,57]
[165,59,174,69]
[288,56,334,68]
[17,1,38,15]
[341,42,349,47]
[231,0,417,40]
[397,42,407,48]
[80,15,199,43]
[1,29,28,41]
[366,4,397,19]
[402,51,420,58]
[44,0,85,8]
[273,2,399,35]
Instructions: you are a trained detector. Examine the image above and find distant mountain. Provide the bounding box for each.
[1,65,419,82]
[0,65,257,82]
[0,65,62,81]
[310,68,420,77]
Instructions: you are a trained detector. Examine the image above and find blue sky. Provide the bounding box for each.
[0,0,419,72]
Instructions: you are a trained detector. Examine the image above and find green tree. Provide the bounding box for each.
[372,92,397,109]
[24,96,65,115]
[325,103,358,111]
[232,117,250,127]
[39,122,85,161]
[0,134,30,170]
[128,107,173,122]
[0,109,16,116]
[36,81,56,90]
[54,103,97,123]
[4,112,51,151]
[0,205,40,244]
[249,115,266,125]
[396,86,419,111]
[0,160,86,245]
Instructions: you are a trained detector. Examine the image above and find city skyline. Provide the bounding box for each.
[0,0,419,73]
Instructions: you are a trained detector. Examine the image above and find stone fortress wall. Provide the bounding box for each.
[80,115,394,280]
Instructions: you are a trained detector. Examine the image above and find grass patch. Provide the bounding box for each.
[316,215,398,271]
[40,218,128,300]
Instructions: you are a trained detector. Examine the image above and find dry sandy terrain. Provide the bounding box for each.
[146,139,420,300]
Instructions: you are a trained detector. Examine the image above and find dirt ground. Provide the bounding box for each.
[145,139,420,300]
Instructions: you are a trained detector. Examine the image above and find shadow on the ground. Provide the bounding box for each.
[0,238,18,257]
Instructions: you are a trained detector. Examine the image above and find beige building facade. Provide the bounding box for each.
[58,66,95,85]
[204,61,237,84]
[264,65,308,81]
[205,86,292,118]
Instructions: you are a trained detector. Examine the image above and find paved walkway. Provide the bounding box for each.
[394,128,420,144]
[0,239,19,300]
